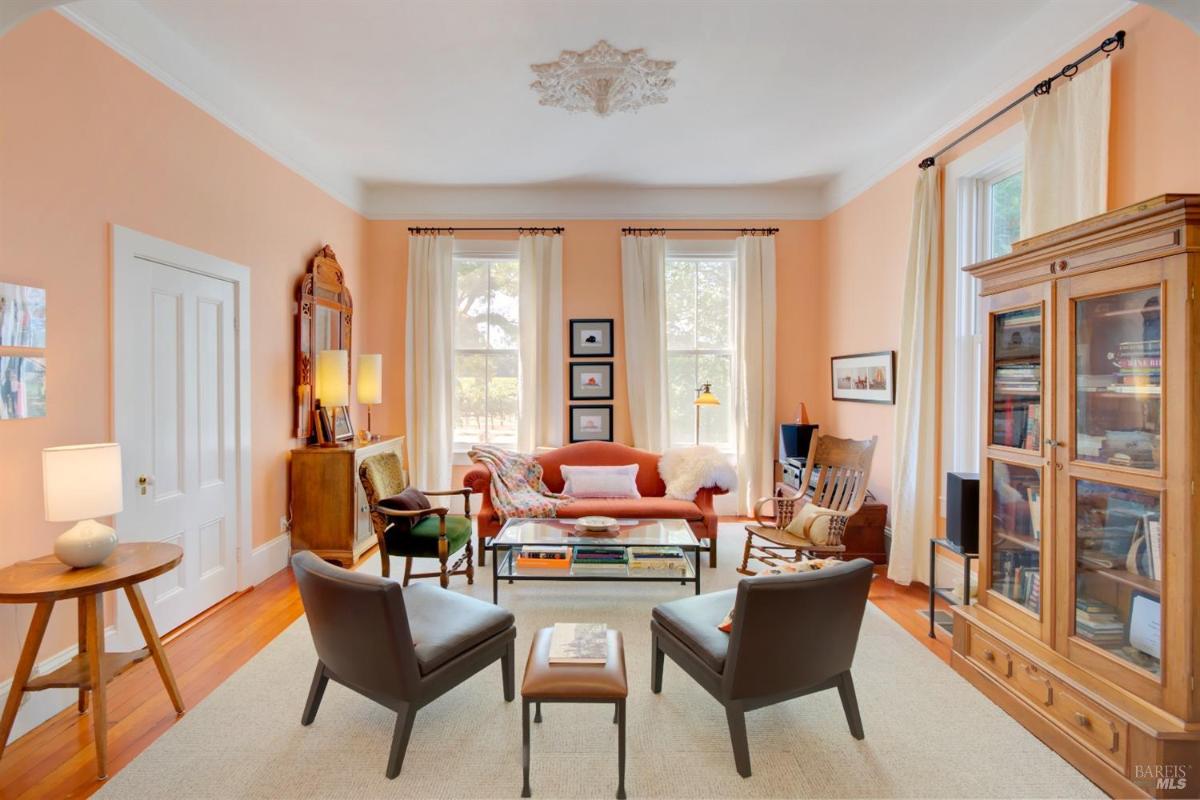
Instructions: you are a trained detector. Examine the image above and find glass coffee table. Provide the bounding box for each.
[486,518,705,604]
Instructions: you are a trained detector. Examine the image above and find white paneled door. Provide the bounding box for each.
[114,242,240,637]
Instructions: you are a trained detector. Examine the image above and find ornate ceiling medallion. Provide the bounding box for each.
[530,40,675,117]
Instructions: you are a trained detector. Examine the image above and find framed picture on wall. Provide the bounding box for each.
[570,404,613,443]
[570,362,613,400]
[570,319,614,358]
[831,351,895,404]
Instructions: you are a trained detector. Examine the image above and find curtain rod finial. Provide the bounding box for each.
[918,156,936,170]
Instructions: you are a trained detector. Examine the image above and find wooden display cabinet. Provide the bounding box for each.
[952,196,1199,798]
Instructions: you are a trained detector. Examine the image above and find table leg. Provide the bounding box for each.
[124,584,185,714]
[83,594,108,779]
[77,597,89,713]
[0,601,54,763]
[492,547,500,605]
[695,548,702,596]
[928,540,936,638]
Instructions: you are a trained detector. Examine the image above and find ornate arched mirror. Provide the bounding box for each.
[295,245,352,442]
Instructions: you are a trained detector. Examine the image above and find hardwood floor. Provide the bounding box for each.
[0,550,949,799]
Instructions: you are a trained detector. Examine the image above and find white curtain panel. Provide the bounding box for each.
[620,235,669,451]
[888,167,941,585]
[517,233,564,452]
[1020,58,1110,237]
[405,234,455,489]
[734,235,776,516]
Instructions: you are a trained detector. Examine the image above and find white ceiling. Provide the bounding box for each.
[58,0,1133,218]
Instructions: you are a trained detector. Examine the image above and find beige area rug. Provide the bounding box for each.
[98,527,1102,799]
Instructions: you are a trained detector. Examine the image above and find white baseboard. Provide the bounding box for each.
[248,533,291,586]
[0,625,118,748]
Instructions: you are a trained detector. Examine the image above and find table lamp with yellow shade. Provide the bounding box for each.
[357,353,383,441]
[314,349,349,445]
[694,383,720,446]
[43,443,123,567]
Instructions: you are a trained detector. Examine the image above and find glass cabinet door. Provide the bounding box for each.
[1073,287,1160,471]
[989,461,1043,615]
[1073,480,1161,676]
[991,306,1043,451]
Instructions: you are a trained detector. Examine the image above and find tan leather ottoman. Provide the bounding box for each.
[521,627,628,799]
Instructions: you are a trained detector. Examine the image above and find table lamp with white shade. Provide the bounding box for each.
[694,383,720,445]
[314,349,349,445]
[357,353,383,441]
[43,443,123,568]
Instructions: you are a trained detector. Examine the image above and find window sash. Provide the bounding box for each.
[453,255,519,447]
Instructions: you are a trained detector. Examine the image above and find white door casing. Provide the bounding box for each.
[112,226,252,645]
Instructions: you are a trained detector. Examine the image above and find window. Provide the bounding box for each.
[453,249,519,447]
[665,251,735,450]
[941,125,1024,505]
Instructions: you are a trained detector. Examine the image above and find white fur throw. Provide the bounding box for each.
[658,446,737,501]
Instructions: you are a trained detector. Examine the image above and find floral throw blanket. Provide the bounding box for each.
[468,444,571,521]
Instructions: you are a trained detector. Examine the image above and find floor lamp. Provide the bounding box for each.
[694,383,720,445]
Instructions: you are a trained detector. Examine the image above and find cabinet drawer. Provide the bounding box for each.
[1046,679,1127,768]
[968,629,1013,680]
[1011,654,1053,707]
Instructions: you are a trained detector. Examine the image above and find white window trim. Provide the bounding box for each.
[665,242,738,455]
[940,124,1024,516]
[452,241,520,458]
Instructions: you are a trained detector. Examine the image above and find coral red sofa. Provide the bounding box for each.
[462,441,724,568]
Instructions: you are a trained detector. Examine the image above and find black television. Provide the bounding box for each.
[779,423,818,462]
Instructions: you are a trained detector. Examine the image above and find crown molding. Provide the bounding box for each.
[57,2,365,213]
[818,0,1135,216]
[363,182,826,221]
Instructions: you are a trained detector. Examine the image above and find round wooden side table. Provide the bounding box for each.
[0,542,185,780]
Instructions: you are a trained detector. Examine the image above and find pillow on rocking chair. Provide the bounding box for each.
[782,500,836,545]
[717,559,838,633]
[378,487,432,536]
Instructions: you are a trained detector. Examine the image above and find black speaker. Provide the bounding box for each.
[946,472,980,553]
[779,423,818,461]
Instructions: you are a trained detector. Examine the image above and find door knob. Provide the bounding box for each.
[137,474,154,496]
[1044,439,1061,447]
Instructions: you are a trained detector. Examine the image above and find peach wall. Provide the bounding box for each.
[362,219,821,470]
[813,3,1200,508]
[0,14,366,687]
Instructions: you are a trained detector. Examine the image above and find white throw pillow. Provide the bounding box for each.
[560,464,641,499]
[783,501,836,545]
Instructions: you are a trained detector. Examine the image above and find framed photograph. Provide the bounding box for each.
[570,362,613,400]
[570,404,613,443]
[831,351,895,404]
[0,282,47,348]
[332,406,354,442]
[570,318,613,358]
[0,354,46,420]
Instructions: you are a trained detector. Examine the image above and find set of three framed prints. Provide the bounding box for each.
[568,319,613,442]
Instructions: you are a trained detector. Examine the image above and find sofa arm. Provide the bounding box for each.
[462,464,492,496]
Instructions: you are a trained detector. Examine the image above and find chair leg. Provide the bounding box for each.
[466,538,476,585]
[738,531,754,574]
[380,550,391,579]
[479,536,487,567]
[837,671,865,740]
[385,703,418,779]
[651,634,664,694]
[521,699,532,797]
[502,640,515,702]
[301,662,328,726]
[402,557,413,586]
[725,702,752,778]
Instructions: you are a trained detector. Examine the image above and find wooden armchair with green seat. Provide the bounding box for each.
[358,452,474,587]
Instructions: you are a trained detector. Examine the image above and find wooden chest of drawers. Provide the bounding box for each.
[289,436,405,567]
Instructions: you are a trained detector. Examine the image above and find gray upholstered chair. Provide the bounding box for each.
[650,558,874,777]
[292,551,516,778]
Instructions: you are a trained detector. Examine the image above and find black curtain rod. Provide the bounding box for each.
[919,29,1125,170]
[622,226,779,235]
[408,226,564,234]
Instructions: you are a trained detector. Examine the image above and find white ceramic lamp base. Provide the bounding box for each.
[54,519,118,568]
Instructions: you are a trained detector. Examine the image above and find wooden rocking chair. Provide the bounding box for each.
[738,434,878,575]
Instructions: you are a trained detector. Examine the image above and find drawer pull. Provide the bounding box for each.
[1074,712,1090,728]
[983,649,995,662]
